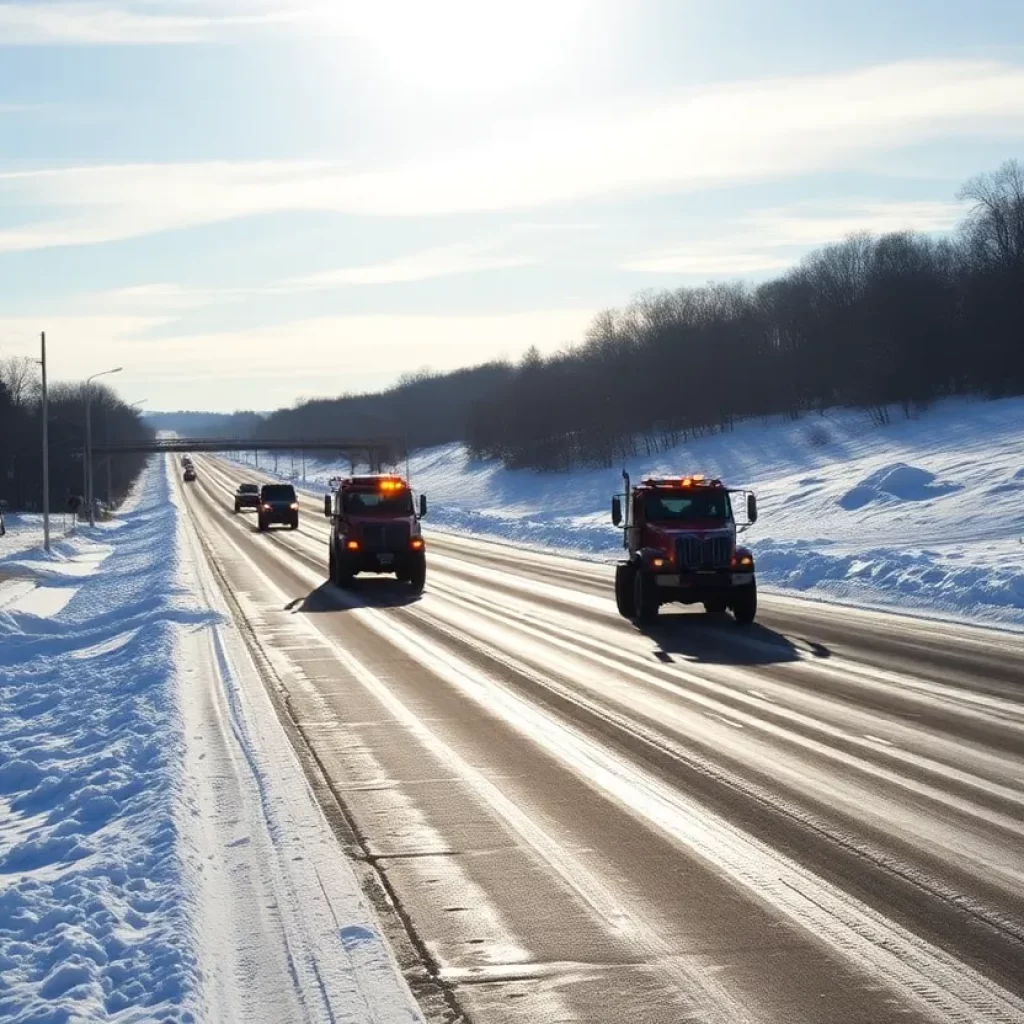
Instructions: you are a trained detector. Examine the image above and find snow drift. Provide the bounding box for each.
[0,468,198,1022]
[0,459,425,1023]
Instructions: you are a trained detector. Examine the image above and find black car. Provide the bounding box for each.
[183,467,197,483]
[258,483,299,531]
[234,483,260,513]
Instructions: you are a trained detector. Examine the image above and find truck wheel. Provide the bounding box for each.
[632,570,659,624]
[233,504,240,514]
[614,563,635,618]
[290,516,299,530]
[731,580,757,625]
[704,599,728,615]
[408,556,426,594]
[257,517,268,532]
[332,550,353,589]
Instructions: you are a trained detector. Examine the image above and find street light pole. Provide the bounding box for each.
[40,332,50,553]
[85,387,93,523]
[104,404,111,509]
[85,366,122,527]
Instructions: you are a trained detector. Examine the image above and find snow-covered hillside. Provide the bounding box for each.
[247,396,1024,628]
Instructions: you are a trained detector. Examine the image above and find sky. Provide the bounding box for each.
[0,0,1022,413]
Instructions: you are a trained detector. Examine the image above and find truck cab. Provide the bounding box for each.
[612,474,758,624]
[324,475,427,592]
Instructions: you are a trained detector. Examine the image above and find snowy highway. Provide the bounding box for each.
[181,454,1024,1024]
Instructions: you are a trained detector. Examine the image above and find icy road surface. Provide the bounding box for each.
[184,453,1024,1024]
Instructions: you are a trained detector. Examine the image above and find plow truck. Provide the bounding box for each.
[324,475,428,593]
[612,473,758,624]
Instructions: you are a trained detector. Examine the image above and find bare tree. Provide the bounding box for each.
[0,355,39,407]
[958,159,1024,269]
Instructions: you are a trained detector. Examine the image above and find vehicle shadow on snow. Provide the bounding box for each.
[289,579,422,613]
[636,612,830,667]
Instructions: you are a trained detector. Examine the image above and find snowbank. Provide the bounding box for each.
[0,468,198,1022]
[1,458,425,1023]
[0,512,79,578]
[237,397,1024,628]
[0,513,40,555]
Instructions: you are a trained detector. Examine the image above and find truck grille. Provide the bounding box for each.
[360,523,410,552]
[675,535,732,570]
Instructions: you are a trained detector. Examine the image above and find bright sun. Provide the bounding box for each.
[339,0,589,96]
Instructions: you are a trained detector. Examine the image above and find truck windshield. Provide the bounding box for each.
[343,490,413,516]
[644,490,731,521]
[262,485,295,502]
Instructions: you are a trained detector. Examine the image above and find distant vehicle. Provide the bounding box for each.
[181,455,192,467]
[183,467,197,483]
[324,475,427,592]
[611,473,758,624]
[258,483,299,531]
[234,483,260,514]
[0,499,6,537]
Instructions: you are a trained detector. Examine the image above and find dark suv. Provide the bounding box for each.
[234,483,260,513]
[258,483,299,531]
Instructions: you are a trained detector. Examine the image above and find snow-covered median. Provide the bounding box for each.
[0,457,424,1022]
[242,396,1024,628]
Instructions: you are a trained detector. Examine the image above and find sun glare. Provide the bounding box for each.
[340,0,589,96]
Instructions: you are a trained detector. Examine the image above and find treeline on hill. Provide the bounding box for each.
[251,363,512,450]
[257,160,1024,470]
[0,359,153,512]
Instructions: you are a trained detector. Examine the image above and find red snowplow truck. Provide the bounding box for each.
[324,475,428,592]
[612,473,759,624]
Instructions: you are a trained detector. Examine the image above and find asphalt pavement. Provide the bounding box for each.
[179,454,1024,1024]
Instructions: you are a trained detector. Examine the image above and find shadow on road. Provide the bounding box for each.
[637,612,831,667]
[289,579,422,613]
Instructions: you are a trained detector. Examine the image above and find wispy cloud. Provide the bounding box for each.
[625,250,796,276]
[0,160,342,251]
[0,1,308,45]
[120,308,595,378]
[0,60,1021,253]
[284,226,592,288]
[0,307,595,405]
[742,200,965,246]
[624,200,966,276]
[286,241,531,288]
[84,282,234,311]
